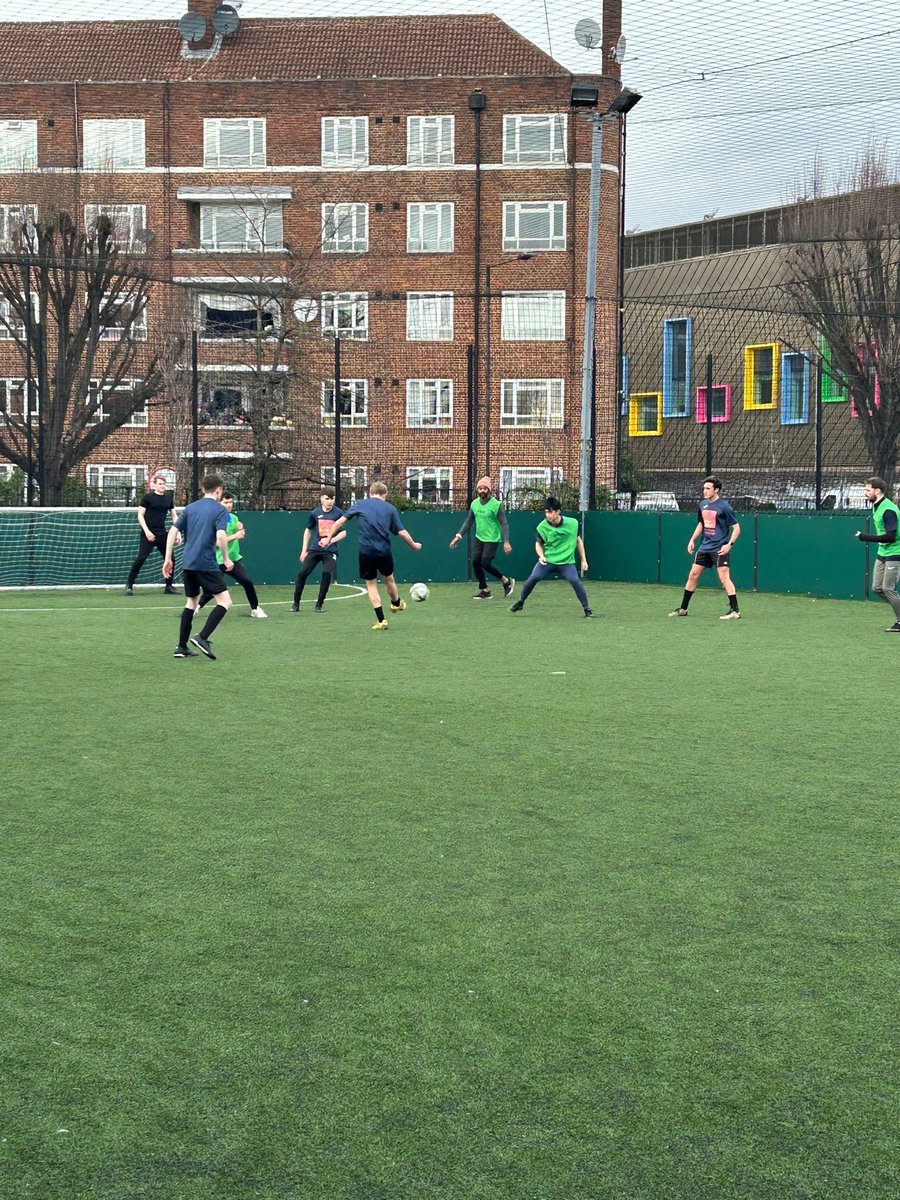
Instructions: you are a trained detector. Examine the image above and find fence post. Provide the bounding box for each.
[333,334,342,509]
[190,330,199,501]
[705,352,714,476]
[814,357,824,509]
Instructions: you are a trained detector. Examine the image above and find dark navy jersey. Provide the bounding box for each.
[344,498,404,555]
[697,498,737,551]
[175,496,229,571]
[307,505,344,555]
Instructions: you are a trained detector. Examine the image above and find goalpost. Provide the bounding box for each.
[0,508,184,590]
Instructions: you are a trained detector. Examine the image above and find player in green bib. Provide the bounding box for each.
[197,492,267,618]
[449,476,514,599]
[509,496,594,616]
[855,476,900,630]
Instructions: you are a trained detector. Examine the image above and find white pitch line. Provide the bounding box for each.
[0,584,368,614]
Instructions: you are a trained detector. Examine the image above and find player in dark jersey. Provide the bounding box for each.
[125,472,180,595]
[669,476,742,620]
[163,474,233,659]
[291,488,346,612]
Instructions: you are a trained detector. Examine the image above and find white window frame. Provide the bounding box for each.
[99,293,148,342]
[82,120,146,170]
[503,201,566,253]
[0,377,38,420]
[0,120,38,171]
[407,116,454,166]
[199,202,283,252]
[500,467,562,508]
[86,463,148,502]
[0,204,37,251]
[203,118,266,168]
[406,379,453,428]
[321,379,368,428]
[321,292,369,340]
[322,465,368,503]
[321,117,369,168]
[0,294,37,340]
[407,203,454,253]
[88,380,148,428]
[84,204,146,252]
[407,466,453,506]
[501,291,565,341]
[196,291,282,340]
[406,292,453,342]
[322,203,369,253]
[500,379,565,428]
[503,114,567,164]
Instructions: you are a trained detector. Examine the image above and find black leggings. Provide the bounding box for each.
[472,539,505,590]
[127,532,167,587]
[294,551,337,604]
[199,559,258,610]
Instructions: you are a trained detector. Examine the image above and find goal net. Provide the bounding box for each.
[0,508,184,589]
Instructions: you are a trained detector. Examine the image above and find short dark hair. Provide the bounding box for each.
[866,476,888,494]
[543,496,562,512]
[321,487,335,499]
[703,476,723,492]
[221,491,234,501]
[202,473,224,493]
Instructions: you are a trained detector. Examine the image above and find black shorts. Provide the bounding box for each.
[359,552,394,581]
[695,549,730,569]
[473,538,499,564]
[183,568,228,598]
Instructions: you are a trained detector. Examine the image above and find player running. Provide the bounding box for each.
[509,497,593,617]
[449,475,514,599]
[669,476,741,620]
[197,491,267,619]
[163,473,233,659]
[291,488,345,612]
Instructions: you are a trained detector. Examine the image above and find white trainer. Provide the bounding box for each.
[250,607,268,619]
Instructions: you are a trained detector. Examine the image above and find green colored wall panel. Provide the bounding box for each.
[756,514,866,600]
[583,511,659,583]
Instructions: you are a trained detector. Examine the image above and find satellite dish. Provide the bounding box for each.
[292,297,319,323]
[135,228,156,246]
[574,18,602,51]
[211,5,240,36]
[613,34,627,64]
[178,12,207,44]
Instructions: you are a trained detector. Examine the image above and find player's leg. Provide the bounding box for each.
[155,533,179,593]
[315,554,336,610]
[292,554,319,609]
[231,560,265,616]
[670,559,707,615]
[191,572,232,657]
[471,539,490,596]
[480,539,513,596]
[360,555,388,628]
[174,571,202,655]
[716,559,740,619]
[125,534,155,593]
[558,563,593,614]
[510,562,552,610]
[873,559,900,628]
[383,568,406,613]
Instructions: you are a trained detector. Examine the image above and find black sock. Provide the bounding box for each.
[729,593,739,612]
[374,605,385,622]
[681,590,693,610]
[179,608,194,647]
[199,603,228,640]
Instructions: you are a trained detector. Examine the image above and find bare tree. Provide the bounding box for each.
[0,209,169,504]
[784,147,900,485]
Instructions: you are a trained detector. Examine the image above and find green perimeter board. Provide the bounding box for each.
[756,512,867,600]
[581,511,659,583]
[659,511,755,592]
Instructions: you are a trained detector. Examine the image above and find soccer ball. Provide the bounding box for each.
[409,582,429,603]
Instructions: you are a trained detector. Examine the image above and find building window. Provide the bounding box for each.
[407,203,454,253]
[0,120,38,171]
[203,118,266,168]
[500,291,565,341]
[321,379,368,427]
[86,463,147,503]
[321,292,369,340]
[0,294,36,339]
[662,317,691,417]
[82,120,145,170]
[780,353,810,425]
[695,384,731,424]
[503,201,565,252]
[197,291,280,339]
[322,465,368,503]
[500,466,561,509]
[0,378,38,420]
[406,379,453,428]
[407,116,454,165]
[503,114,567,164]
[322,204,368,253]
[200,203,283,251]
[407,467,453,505]
[628,392,663,436]
[500,379,564,428]
[84,204,147,252]
[100,294,147,342]
[743,344,778,410]
[197,371,285,427]
[0,204,37,250]
[820,336,848,403]
[88,380,148,427]
[321,117,369,167]
[406,293,453,341]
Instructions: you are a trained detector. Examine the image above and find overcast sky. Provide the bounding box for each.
[10,0,900,230]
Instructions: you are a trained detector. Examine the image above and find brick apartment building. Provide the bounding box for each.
[0,0,624,509]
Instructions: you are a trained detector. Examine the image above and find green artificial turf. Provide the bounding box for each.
[1,581,897,1200]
